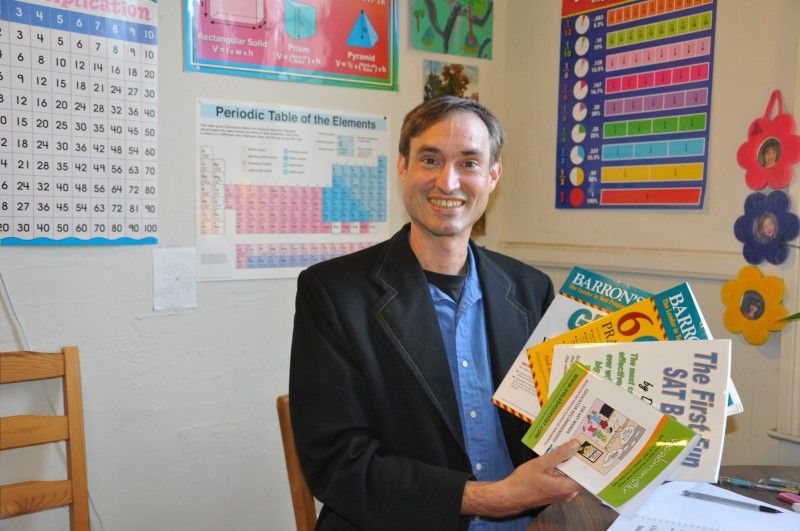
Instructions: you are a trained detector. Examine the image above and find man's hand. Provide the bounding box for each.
[461,439,582,518]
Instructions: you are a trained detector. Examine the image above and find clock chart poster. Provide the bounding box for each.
[556,0,717,209]
[184,0,398,91]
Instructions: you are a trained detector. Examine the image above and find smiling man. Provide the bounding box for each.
[290,97,581,531]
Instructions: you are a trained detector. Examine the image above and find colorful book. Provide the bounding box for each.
[550,339,731,482]
[492,267,650,423]
[522,362,700,517]
[527,283,743,417]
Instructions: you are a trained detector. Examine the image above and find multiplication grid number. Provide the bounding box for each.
[0,0,158,245]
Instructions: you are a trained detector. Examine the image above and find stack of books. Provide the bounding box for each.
[493,267,744,516]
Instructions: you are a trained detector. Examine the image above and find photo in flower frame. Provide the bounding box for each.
[733,190,799,265]
[736,90,800,190]
[721,266,788,346]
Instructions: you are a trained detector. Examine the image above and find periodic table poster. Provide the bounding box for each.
[556,0,716,209]
[0,0,158,245]
[196,98,390,280]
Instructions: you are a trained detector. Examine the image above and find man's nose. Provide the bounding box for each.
[435,163,460,193]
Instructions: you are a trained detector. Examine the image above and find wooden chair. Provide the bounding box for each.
[276,394,317,531]
[0,346,90,530]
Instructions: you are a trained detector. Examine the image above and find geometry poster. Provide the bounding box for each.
[556,0,717,209]
[184,0,398,90]
[196,99,390,280]
[411,0,494,59]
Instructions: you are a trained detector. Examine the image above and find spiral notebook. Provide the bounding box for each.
[607,480,800,531]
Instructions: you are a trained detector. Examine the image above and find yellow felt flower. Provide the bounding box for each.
[721,266,788,345]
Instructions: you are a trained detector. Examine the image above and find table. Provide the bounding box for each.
[526,465,800,530]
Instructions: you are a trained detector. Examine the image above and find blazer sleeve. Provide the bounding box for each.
[289,269,471,531]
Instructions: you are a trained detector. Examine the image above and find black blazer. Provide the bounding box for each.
[289,224,554,531]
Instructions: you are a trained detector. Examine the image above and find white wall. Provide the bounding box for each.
[0,1,509,530]
[3,2,800,530]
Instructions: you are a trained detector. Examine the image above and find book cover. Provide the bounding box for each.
[550,339,731,482]
[527,283,733,408]
[492,267,651,423]
[522,362,700,517]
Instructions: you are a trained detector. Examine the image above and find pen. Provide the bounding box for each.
[681,490,781,514]
[719,476,798,494]
[764,477,800,491]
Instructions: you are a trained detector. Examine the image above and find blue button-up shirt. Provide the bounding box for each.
[427,248,531,531]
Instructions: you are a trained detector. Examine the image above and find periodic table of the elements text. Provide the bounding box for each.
[0,0,158,245]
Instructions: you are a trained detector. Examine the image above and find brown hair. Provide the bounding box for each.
[398,96,506,165]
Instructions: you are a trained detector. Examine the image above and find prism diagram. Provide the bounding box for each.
[208,0,266,28]
[346,10,379,48]
[285,0,316,40]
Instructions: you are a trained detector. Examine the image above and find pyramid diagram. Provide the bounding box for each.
[346,10,379,48]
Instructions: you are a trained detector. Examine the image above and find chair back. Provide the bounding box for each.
[0,346,90,530]
[276,394,317,531]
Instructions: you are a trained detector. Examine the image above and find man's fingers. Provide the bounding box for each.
[542,439,582,467]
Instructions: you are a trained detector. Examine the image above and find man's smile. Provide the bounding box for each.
[429,198,466,208]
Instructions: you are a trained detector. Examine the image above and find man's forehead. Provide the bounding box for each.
[409,112,490,145]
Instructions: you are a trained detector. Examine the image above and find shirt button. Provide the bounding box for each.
[469,410,477,418]
[475,463,482,471]
[461,360,469,368]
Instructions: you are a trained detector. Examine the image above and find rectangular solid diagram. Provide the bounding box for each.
[208,0,266,26]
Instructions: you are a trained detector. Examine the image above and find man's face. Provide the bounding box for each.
[397,111,501,241]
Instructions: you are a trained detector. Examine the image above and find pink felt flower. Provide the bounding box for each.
[736,91,800,190]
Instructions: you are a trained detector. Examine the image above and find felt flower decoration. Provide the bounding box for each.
[721,266,788,345]
[736,90,800,190]
[733,190,799,265]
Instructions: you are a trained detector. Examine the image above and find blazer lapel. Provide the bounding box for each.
[473,245,535,388]
[372,227,466,452]
[473,244,537,463]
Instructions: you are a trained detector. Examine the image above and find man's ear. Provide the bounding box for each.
[488,160,502,191]
[397,155,408,182]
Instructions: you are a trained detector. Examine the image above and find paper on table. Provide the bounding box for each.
[607,480,800,531]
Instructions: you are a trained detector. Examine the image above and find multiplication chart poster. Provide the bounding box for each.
[0,0,158,245]
[556,0,716,209]
[184,0,398,91]
[196,98,390,280]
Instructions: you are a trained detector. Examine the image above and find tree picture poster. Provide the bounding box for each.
[411,0,494,59]
[184,0,398,90]
[556,0,717,209]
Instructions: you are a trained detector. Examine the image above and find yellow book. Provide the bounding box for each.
[528,283,709,406]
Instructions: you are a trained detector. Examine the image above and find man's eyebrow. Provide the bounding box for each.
[413,145,485,157]
[413,145,443,155]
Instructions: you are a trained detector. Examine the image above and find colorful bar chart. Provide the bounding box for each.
[556,0,716,209]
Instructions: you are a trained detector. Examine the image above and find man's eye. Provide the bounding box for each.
[422,157,438,165]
